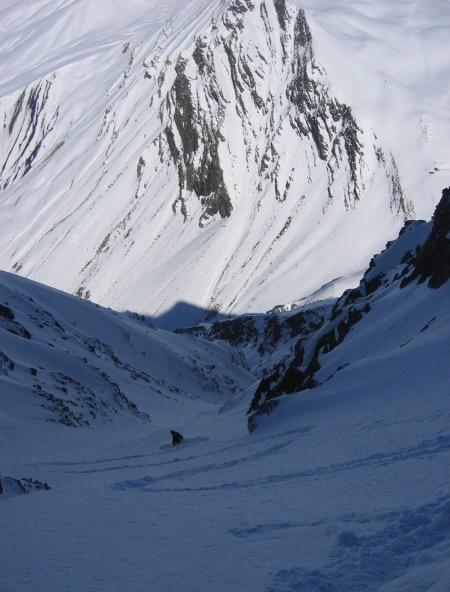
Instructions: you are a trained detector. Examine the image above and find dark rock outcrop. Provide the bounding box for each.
[166,56,232,226]
[247,187,450,429]
[401,187,450,289]
[0,476,51,496]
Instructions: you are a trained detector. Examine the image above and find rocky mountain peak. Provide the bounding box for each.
[0,0,431,321]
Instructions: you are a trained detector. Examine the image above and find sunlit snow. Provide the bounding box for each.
[0,0,448,320]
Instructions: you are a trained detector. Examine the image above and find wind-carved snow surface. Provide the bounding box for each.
[1,0,447,324]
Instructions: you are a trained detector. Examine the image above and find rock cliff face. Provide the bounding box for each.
[155,0,411,225]
[0,80,60,188]
[0,0,417,319]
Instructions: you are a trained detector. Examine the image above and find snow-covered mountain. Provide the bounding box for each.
[0,268,253,431]
[1,188,449,591]
[0,0,448,324]
[246,187,450,427]
[1,2,449,589]
[178,188,450,430]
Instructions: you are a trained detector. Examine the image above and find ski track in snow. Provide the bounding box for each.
[269,494,450,592]
[109,434,450,494]
[3,400,446,591]
[2,372,449,592]
[1,195,449,590]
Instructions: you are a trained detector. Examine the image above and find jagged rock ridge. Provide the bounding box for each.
[245,187,449,428]
[178,187,449,430]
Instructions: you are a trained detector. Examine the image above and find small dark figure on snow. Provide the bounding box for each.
[171,430,184,445]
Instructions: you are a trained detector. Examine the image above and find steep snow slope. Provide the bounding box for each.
[0,269,253,439]
[245,188,450,423]
[1,192,449,592]
[1,0,447,324]
[178,190,450,399]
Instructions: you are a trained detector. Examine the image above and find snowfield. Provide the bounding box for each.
[2,392,450,592]
[1,1,449,590]
[2,324,449,592]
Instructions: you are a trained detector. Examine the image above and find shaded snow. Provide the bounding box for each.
[1,237,449,590]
